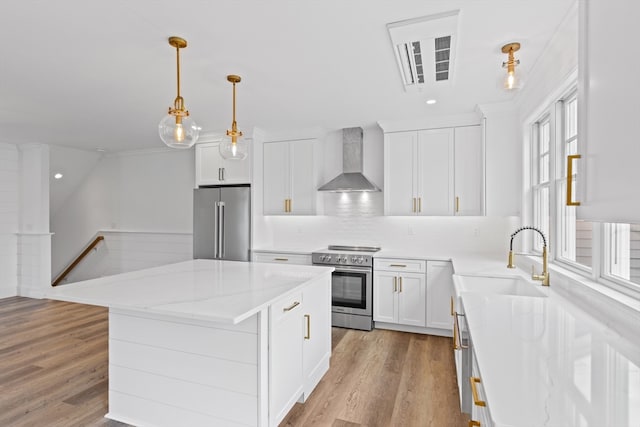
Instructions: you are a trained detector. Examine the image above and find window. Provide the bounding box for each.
[532,116,551,252]
[529,83,640,296]
[555,93,593,270]
[604,223,640,287]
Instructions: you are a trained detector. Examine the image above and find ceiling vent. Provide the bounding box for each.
[387,10,459,91]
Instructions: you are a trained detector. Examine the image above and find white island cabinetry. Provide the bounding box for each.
[47,260,333,427]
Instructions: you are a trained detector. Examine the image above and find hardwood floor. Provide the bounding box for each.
[0,297,468,427]
[280,328,469,427]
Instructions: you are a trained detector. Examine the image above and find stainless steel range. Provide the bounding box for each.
[312,245,380,331]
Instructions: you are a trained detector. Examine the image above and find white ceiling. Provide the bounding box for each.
[0,0,575,152]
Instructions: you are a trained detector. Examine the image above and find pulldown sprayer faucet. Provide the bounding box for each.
[508,226,550,286]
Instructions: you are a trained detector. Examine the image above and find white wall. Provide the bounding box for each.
[50,145,103,216]
[0,143,19,297]
[51,148,195,279]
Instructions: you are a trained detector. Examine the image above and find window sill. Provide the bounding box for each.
[520,256,640,336]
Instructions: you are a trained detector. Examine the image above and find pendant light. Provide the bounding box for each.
[219,75,248,160]
[501,42,522,91]
[159,37,199,149]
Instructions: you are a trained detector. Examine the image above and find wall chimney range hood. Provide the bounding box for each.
[318,127,380,192]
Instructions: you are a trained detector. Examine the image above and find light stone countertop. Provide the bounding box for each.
[46,259,333,324]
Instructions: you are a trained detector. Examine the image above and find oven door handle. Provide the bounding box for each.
[330,266,372,273]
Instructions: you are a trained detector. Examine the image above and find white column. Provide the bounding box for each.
[17,143,52,298]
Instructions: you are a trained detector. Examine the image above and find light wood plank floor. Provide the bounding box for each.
[0,297,467,427]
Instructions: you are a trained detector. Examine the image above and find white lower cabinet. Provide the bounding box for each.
[301,275,331,400]
[374,258,454,334]
[426,261,455,330]
[469,350,494,427]
[269,292,304,426]
[373,259,426,327]
[269,277,331,425]
[252,251,312,265]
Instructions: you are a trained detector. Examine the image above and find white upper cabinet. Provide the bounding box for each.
[577,0,640,223]
[263,138,318,215]
[454,126,483,216]
[384,125,482,216]
[195,142,251,186]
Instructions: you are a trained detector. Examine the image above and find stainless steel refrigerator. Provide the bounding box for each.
[193,185,251,261]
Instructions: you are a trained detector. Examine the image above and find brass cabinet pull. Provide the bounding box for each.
[284,199,288,212]
[399,276,403,292]
[454,313,468,349]
[393,276,398,292]
[283,301,300,312]
[456,196,460,213]
[389,264,407,268]
[304,314,311,340]
[452,312,459,350]
[469,421,481,427]
[412,197,417,213]
[566,154,581,206]
[470,377,486,407]
[274,258,289,261]
[450,296,454,316]
[288,198,292,212]
[418,197,422,213]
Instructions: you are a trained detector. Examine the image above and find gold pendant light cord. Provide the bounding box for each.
[176,45,181,100]
[231,80,237,132]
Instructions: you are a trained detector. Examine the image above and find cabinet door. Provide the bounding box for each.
[417,129,454,216]
[252,252,312,265]
[397,272,426,327]
[221,151,251,184]
[302,277,331,399]
[290,139,316,215]
[373,271,398,324]
[269,292,304,426]
[578,1,640,223]
[195,143,224,186]
[454,126,483,216]
[263,141,290,214]
[426,261,454,330]
[384,132,416,215]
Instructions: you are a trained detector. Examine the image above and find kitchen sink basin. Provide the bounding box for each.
[453,274,548,298]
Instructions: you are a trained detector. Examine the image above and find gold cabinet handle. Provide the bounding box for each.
[469,421,481,427]
[470,377,486,407]
[418,197,422,213]
[399,276,403,292]
[566,154,581,206]
[454,313,468,349]
[456,196,460,213]
[283,301,300,312]
[393,276,397,292]
[288,198,292,212]
[284,199,288,213]
[304,314,311,340]
[450,296,454,316]
[413,197,417,213]
[389,264,407,268]
[452,311,459,350]
[274,257,289,261]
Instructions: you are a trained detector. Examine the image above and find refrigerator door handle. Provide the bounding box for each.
[218,202,225,259]
[213,201,219,258]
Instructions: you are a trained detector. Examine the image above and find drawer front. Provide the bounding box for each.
[253,252,312,265]
[270,291,303,324]
[374,258,426,273]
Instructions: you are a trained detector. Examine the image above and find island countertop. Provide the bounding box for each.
[46,259,334,324]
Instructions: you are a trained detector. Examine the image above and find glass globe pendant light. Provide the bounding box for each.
[159,37,199,149]
[219,75,248,160]
[501,42,523,91]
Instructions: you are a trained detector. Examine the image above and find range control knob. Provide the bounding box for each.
[356,257,364,264]
[340,256,347,263]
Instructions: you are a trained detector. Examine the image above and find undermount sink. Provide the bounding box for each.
[453,274,548,298]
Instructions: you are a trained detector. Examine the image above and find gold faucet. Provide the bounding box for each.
[507,226,550,286]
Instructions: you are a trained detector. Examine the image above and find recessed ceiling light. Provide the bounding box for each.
[54,173,63,179]
[426,99,437,105]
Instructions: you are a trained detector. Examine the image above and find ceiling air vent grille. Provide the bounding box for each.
[387,10,459,92]
[434,36,451,81]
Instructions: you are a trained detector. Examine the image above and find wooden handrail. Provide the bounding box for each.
[52,235,105,286]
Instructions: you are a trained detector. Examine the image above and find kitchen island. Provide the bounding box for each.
[46,259,334,427]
